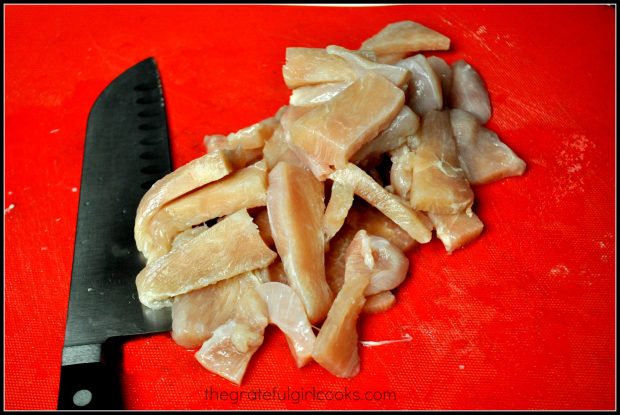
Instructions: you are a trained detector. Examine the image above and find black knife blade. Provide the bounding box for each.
[58,57,173,410]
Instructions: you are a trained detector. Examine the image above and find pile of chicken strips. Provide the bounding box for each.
[134,21,526,384]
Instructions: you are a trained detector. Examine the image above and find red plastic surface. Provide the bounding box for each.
[4,5,616,410]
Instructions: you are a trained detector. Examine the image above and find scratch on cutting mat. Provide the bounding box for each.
[50,129,60,134]
[360,333,412,347]
[4,204,15,214]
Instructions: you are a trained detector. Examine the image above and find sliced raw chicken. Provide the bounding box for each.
[346,201,417,252]
[329,163,432,243]
[279,106,334,180]
[325,223,357,295]
[288,72,405,169]
[389,145,415,199]
[326,45,410,88]
[358,234,409,296]
[396,54,443,115]
[410,110,474,214]
[312,231,371,378]
[376,52,408,65]
[451,60,492,124]
[262,125,303,170]
[352,106,419,164]
[136,209,277,309]
[149,160,268,255]
[256,282,316,367]
[360,20,450,55]
[427,56,452,106]
[171,271,260,348]
[195,286,268,385]
[323,181,355,243]
[267,162,333,323]
[251,207,274,247]
[266,259,288,284]
[450,109,526,184]
[290,82,351,107]
[427,210,484,253]
[135,151,233,262]
[282,47,356,89]
[362,291,396,314]
[171,225,209,250]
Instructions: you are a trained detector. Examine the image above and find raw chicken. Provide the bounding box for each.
[360,20,450,55]
[396,54,443,115]
[450,60,492,124]
[329,163,432,243]
[136,209,277,309]
[325,224,357,295]
[251,207,274,247]
[203,115,278,169]
[359,234,409,296]
[288,72,405,169]
[323,181,355,243]
[389,145,415,199]
[262,125,303,170]
[171,271,261,348]
[362,291,396,314]
[266,259,288,284]
[195,286,268,385]
[282,48,357,89]
[375,52,408,65]
[135,151,233,263]
[256,282,316,367]
[410,110,474,214]
[352,106,419,164]
[427,56,452,106]
[450,109,526,184]
[267,161,333,323]
[289,82,350,107]
[427,210,484,253]
[346,201,417,252]
[149,160,268,254]
[312,230,371,378]
[326,45,410,88]
[171,225,209,250]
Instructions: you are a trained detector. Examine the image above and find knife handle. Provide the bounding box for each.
[57,339,124,409]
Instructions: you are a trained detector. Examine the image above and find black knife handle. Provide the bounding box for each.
[58,339,124,409]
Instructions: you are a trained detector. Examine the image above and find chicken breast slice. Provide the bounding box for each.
[326,45,410,88]
[289,72,404,170]
[171,271,261,348]
[312,230,372,378]
[136,209,277,309]
[267,161,334,323]
[282,47,357,89]
[148,160,268,254]
[289,82,351,107]
[427,210,484,253]
[410,110,474,214]
[329,163,432,243]
[357,234,409,296]
[389,145,415,200]
[396,54,443,116]
[450,109,526,184]
[375,52,409,65]
[450,60,492,124]
[135,151,233,263]
[256,282,316,368]
[345,200,417,252]
[362,291,396,314]
[352,106,419,164]
[195,286,268,385]
[323,181,355,243]
[171,224,209,250]
[427,56,452,107]
[360,20,450,55]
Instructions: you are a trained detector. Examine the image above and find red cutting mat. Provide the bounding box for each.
[4,5,616,410]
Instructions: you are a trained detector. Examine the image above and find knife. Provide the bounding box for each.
[58,57,173,410]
